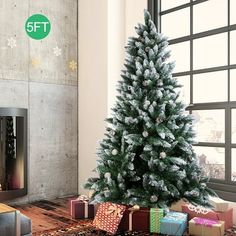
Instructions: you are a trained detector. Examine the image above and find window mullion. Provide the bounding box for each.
[225,107,232,183]
[173,64,236,77]
[228,0,231,101]
[160,0,208,15]
[190,0,193,105]
[194,142,225,148]
[225,0,231,184]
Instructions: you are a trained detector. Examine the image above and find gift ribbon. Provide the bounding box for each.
[84,201,88,218]
[105,204,123,218]
[128,205,140,231]
[77,195,90,218]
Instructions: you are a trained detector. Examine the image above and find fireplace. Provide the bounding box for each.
[0,108,27,201]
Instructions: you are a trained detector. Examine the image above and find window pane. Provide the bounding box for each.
[192,110,225,143]
[193,33,227,70]
[161,0,189,11]
[230,30,236,65]
[231,109,236,143]
[161,8,190,39]
[231,0,236,25]
[230,70,236,101]
[194,146,225,180]
[193,0,227,34]
[176,76,190,105]
[170,42,190,73]
[193,71,228,103]
[232,149,236,181]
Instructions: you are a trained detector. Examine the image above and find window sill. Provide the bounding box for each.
[208,182,236,202]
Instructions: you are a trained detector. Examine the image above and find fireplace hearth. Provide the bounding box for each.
[0,108,27,201]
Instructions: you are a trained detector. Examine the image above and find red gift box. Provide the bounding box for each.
[93,202,126,234]
[119,205,150,232]
[182,203,233,230]
[70,195,98,219]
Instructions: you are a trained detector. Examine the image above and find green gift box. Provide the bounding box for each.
[150,208,165,233]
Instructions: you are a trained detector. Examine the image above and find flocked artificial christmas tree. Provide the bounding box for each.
[85,10,216,208]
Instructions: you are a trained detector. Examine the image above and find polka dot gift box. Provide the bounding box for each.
[93,202,126,234]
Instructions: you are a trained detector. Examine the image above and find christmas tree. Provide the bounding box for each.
[85,10,216,208]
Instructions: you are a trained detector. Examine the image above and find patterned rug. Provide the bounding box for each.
[39,227,236,236]
[37,220,93,236]
[38,220,236,236]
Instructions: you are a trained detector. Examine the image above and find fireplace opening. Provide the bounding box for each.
[0,108,27,201]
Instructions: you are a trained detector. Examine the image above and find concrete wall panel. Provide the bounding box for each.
[29,0,77,86]
[0,80,28,108]
[28,82,77,201]
[0,0,29,81]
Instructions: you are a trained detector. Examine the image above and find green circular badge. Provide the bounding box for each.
[25,14,51,40]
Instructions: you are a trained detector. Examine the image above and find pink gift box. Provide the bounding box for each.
[182,203,233,230]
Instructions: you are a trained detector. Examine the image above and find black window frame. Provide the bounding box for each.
[148,0,236,201]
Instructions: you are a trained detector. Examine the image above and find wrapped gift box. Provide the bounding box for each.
[189,217,225,236]
[70,195,98,219]
[93,202,126,234]
[170,199,188,212]
[182,203,232,230]
[160,211,187,236]
[150,208,165,233]
[119,205,149,232]
[209,197,229,212]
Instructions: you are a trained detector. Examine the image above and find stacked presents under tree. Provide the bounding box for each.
[70,195,235,236]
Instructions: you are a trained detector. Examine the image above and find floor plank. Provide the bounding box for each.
[14,196,79,235]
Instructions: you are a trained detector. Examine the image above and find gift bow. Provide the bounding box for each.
[128,205,140,212]
[165,213,186,222]
[188,204,210,215]
[105,204,123,218]
[193,218,219,227]
[77,195,89,201]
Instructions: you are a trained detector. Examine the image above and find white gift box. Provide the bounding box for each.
[209,197,229,212]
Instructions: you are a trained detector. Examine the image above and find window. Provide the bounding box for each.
[148,0,236,200]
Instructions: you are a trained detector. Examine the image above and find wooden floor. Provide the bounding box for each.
[15,196,80,235]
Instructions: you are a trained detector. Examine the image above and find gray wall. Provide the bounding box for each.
[0,0,78,203]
